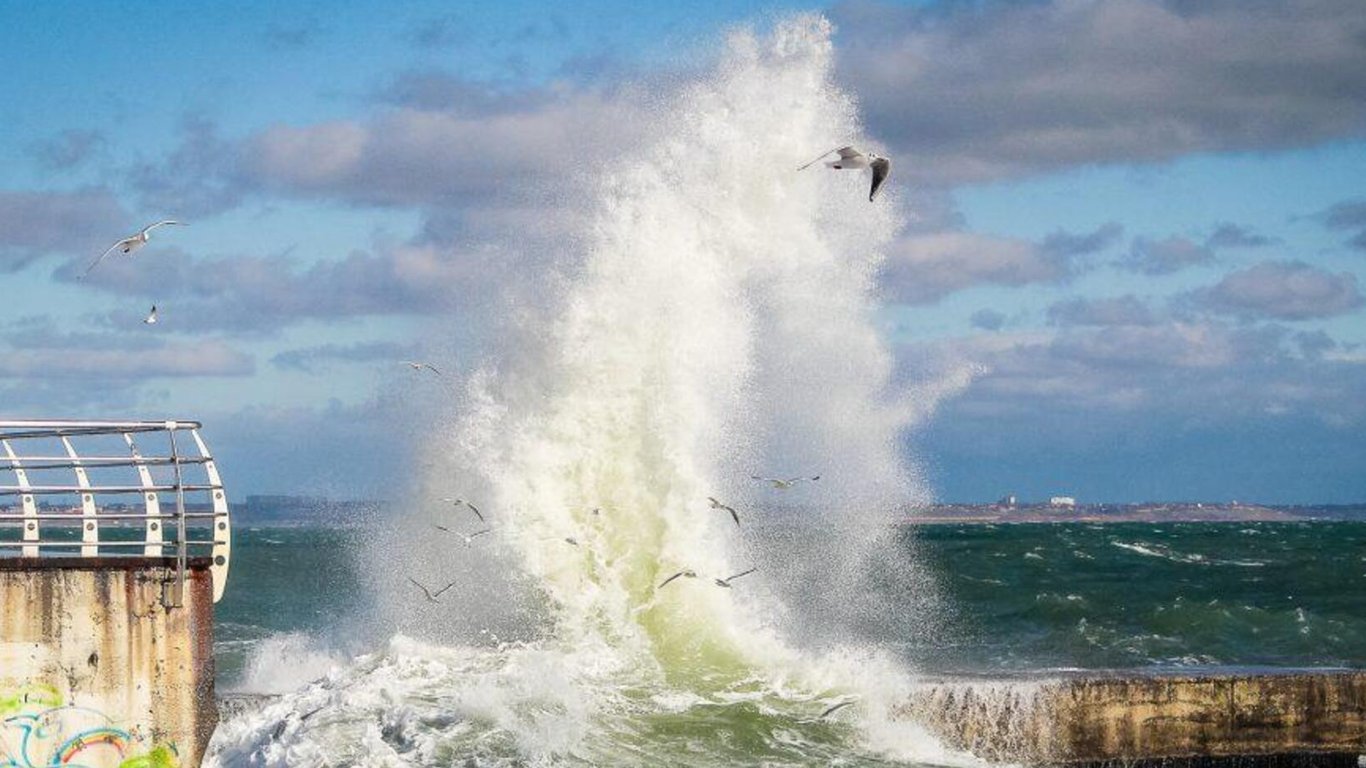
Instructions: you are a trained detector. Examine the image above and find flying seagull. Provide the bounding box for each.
[563,537,580,547]
[751,475,820,490]
[142,305,158,325]
[403,361,442,376]
[658,569,697,589]
[407,577,456,603]
[707,497,740,527]
[798,146,892,202]
[714,567,757,588]
[81,220,184,279]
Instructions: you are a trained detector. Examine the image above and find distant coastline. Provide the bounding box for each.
[908,502,1366,524]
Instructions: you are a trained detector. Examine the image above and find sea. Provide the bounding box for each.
[207,520,1366,765]
[203,15,1364,767]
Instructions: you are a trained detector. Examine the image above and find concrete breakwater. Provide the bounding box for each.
[0,559,218,767]
[898,670,1366,766]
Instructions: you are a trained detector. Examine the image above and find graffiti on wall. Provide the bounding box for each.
[0,681,178,768]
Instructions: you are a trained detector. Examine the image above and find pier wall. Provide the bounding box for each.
[899,671,1366,766]
[0,560,217,768]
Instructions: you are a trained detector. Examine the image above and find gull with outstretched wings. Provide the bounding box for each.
[81,220,183,279]
[798,145,892,202]
[751,475,820,490]
[403,361,442,376]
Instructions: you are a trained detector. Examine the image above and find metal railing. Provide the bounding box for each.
[0,420,231,604]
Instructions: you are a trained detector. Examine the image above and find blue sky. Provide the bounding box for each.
[2,0,1364,503]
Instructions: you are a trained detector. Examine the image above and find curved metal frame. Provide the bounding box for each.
[0,420,232,604]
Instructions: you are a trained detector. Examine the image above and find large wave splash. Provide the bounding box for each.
[210,15,954,766]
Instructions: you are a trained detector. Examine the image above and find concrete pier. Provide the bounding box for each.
[898,670,1366,766]
[0,558,218,768]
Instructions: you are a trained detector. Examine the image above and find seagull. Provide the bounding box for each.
[658,569,697,589]
[402,361,442,376]
[407,577,456,603]
[820,700,856,719]
[751,475,820,490]
[563,537,580,547]
[81,221,184,279]
[142,305,158,325]
[707,497,740,526]
[798,146,892,202]
[714,567,757,588]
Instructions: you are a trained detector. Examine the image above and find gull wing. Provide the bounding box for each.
[406,577,433,600]
[834,146,864,160]
[724,567,757,583]
[80,240,127,279]
[141,220,183,235]
[869,157,892,202]
[798,146,843,171]
[466,502,484,522]
[432,582,457,598]
[659,571,688,588]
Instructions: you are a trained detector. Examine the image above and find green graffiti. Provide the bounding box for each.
[118,744,179,768]
[0,683,62,717]
[0,680,178,768]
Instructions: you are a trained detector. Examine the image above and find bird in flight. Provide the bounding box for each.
[407,577,456,603]
[403,361,442,376]
[707,497,740,526]
[658,569,697,589]
[142,305,158,325]
[563,536,580,547]
[714,568,757,588]
[751,475,820,490]
[81,221,184,279]
[798,146,892,202]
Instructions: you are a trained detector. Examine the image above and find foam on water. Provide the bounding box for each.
[208,15,956,766]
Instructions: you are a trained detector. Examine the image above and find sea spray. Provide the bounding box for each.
[209,15,956,766]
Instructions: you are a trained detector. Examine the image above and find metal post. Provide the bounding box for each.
[167,424,187,608]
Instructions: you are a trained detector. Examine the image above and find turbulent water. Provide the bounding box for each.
[211,520,1366,764]
[208,16,955,767]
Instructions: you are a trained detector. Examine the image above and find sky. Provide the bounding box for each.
[1,0,1364,504]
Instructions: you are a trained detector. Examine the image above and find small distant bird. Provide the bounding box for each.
[407,577,456,603]
[142,305,158,325]
[714,567,757,588]
[81,220,184,279]
[402,361,442,376]
[658,569,697,589]
[751,475,820,490]
[707,497,740,526]
[820,700,856,719]
[798,146,892,202]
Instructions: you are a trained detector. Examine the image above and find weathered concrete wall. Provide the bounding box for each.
[897,671,1366,766]
[0,559,217,767]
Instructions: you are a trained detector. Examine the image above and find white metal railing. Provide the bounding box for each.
[0,420,231,604]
